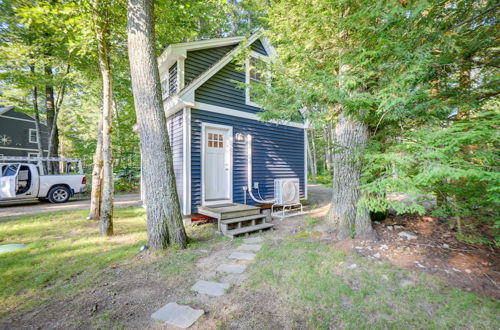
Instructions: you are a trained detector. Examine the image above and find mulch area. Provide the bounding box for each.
[341,214,500,299]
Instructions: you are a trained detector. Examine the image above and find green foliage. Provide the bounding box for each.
[0,0,249,189]
[254,0,499,243]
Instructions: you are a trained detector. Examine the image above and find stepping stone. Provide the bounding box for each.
[191,280,229,297]
[243,237,263,244]
[0,244,26,255]
[216,264,247,274]
[229,252,256,261]
[151,302,204,329]
[237,244,262,252]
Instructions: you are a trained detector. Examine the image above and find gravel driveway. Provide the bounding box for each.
[0,194,142,220]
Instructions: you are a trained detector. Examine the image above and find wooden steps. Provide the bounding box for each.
[197,203,274,238]
[225,223,274,238]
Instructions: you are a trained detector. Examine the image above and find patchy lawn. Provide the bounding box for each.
[223,238,499,329]
[0,207,217,321]
[1,195,498,329]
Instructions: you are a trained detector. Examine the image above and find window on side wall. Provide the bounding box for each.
[245,53,269,107]
[29,129,38,144]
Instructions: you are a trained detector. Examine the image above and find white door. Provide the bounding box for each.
[203,125,232,204]
[0,163,20,198]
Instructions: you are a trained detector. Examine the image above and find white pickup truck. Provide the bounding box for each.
[0,157,86,203]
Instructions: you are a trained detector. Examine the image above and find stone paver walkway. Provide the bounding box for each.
[229,251,256,260]
[152,235,264,328]
[191,280,230,297]
[216,264,247,274]
[151,302,204,329]
[243,237,263,244]
[237,243,262,251]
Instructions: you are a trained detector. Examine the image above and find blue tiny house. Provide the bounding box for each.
[159,33,307,217]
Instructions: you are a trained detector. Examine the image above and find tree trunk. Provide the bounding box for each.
[94,0,114,236]
[89,109,104,220]
[327,112,375,240]
[30,66,44,159]
[323,126,331,172]
[45,66,59,173]
[306,129,317,183]
[127,0,187,249]
[310,127,318,179]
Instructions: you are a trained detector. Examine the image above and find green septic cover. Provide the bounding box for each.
[0,244,27,254]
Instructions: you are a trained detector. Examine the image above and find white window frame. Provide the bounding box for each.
[27,152,39,158]
[245,51,270,108]
[28,128,38,144]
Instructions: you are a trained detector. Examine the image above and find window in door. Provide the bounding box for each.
[207,133,224,148]
[2,164,19,176]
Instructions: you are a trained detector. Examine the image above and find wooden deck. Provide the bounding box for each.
[197,203,273,238]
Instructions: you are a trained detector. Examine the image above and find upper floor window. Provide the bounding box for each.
[29,129,38,144]
[245,52,269,107]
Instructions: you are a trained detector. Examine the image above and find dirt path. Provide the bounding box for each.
[0,194,142,220]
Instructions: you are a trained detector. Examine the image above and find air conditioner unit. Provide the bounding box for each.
[274,178,300,205]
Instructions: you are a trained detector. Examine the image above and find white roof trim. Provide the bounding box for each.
[166,36,244,53]
[158,36,244,74]
[163,95,194,118]
[195,102,305,129]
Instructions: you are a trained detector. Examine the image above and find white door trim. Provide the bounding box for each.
[182,107,192,215]
[201,122,233,206]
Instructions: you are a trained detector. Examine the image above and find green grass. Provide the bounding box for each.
[0,207,217,317]
[245,239,499,329]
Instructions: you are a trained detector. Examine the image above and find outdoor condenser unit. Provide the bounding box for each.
[274,178,300,205]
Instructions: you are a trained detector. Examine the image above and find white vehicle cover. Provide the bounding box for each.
[0,163,19,198]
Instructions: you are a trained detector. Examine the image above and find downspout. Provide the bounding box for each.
[246,134,275,204]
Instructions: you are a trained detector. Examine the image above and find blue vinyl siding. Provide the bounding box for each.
[184,45,236,86]
[250,39,268,55]
[0,109,49,157]
[191,109,304,212]
[193,39,269,114]
[195,60,262,114]
[167,111,184,208]
[168,63,177,96]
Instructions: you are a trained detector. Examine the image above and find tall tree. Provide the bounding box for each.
[91,0,114,235]
[127,0,187,249]
[257,0,498,242]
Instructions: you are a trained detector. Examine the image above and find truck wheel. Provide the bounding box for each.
[47,186,71,203]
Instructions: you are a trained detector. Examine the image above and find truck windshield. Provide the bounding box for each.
[1,164,19,176]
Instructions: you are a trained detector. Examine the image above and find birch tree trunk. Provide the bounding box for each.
[327,112,375,240]
[311,127,318,179]
[127,0,187,249]
[323,126,331,172]
[306,129,317,183]
[30,66,44,158]
[88,110,103,220]
[45,66,58,173]
[94,0,114,235]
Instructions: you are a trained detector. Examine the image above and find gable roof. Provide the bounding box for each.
[0,106,14,115]
[158,36,244,75]
[162,31,275,113]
